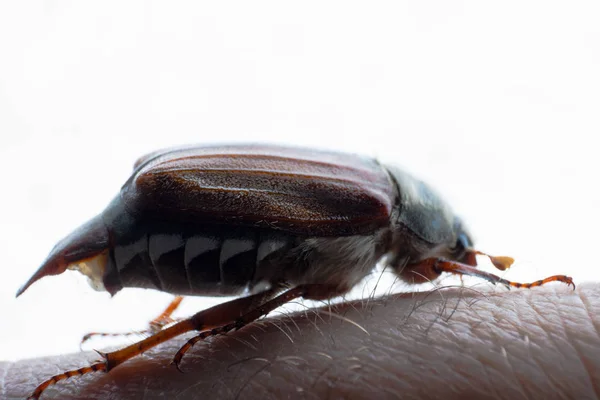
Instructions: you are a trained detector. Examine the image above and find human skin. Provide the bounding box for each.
[2,283,599,400]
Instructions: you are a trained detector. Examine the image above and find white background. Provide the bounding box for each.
[0,1,598,362]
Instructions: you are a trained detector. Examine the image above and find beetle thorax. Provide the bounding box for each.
[275,230,390,298]
[386,165,456,245]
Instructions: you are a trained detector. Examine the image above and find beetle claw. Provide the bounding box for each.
[565,277,576,290]
[170,359,185,373]
[81,333,94,345]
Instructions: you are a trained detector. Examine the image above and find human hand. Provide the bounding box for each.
[3,284,599,399]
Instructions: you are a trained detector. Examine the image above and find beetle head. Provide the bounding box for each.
[16,215,110,297]
[448,218,476,265]
[449,217,514,270]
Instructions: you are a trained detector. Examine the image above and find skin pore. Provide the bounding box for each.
[3,284,600,400]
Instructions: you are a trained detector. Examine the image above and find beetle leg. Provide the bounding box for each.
[409,258,575,290]
[149,295,184,330]
[28,287,289,399]
[80,296,184,347]
[27,284,341,398]
[171,284,324,371]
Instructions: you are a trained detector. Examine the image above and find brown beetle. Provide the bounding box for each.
[18,144,574,399]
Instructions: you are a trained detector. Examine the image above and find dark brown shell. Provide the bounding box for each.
[122,144,395,236]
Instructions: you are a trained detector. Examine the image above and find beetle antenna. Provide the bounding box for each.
[468,249,514,271]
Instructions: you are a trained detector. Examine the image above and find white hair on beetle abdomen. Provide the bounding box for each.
[289,229,390,296]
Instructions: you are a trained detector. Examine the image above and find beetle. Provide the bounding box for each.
[18,144,574,399]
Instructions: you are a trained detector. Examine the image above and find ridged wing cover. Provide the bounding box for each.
[121,144,395,236]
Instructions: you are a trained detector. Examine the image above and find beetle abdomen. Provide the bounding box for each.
[104,221,296,296]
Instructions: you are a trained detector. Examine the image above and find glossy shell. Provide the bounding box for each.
[123,144,396,236]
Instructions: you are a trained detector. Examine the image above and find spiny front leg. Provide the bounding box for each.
[408,257,575,289]
[80,296,184,347]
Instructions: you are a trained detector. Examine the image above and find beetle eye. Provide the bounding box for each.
[452,233,470,259]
